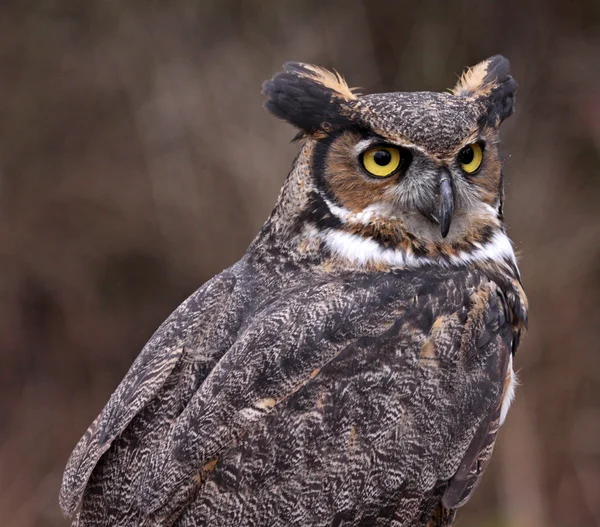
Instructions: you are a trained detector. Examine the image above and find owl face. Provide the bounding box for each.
[263,57,517,266]
[312,105,502,241]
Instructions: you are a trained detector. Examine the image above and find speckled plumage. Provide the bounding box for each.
[61,56,528,526]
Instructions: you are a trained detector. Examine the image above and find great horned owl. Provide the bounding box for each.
[60,56,528,527]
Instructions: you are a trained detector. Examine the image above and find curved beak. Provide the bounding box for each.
[438,169,454,238]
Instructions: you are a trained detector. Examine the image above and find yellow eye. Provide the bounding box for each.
[362,146,402,177]
[458,143,484,174]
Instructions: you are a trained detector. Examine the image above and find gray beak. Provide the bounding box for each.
[438,169,454,238]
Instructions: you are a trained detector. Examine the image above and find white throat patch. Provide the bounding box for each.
[320,228,518,270]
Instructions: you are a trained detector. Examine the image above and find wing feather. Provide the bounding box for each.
[59,270,238,516]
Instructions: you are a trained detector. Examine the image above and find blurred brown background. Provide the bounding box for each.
[0,1,598,526]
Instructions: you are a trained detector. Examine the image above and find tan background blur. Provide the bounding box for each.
[1,1,598,526]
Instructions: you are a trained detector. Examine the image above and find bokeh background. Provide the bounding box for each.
[1,1,599,526]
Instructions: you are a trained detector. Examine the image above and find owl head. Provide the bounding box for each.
[262,57,518,272]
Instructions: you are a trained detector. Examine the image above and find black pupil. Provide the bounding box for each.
[459,146,474,164]
[373,150,391,166]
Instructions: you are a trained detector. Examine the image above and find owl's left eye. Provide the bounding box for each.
[458,143,484,174]
[361,146,402,177]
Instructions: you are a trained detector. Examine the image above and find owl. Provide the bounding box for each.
[60,55,528,527]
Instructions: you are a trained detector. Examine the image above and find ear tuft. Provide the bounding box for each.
[452,55,511,97]
[453,55,517,125]
[296,63,358,102]
[262,62,358,137]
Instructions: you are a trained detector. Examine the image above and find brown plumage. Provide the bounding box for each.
[60,56,527,526]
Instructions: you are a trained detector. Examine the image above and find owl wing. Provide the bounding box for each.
[59,268,239,517]
[65,270,417,524]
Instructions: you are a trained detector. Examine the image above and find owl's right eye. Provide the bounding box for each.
[361,146,402,177]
